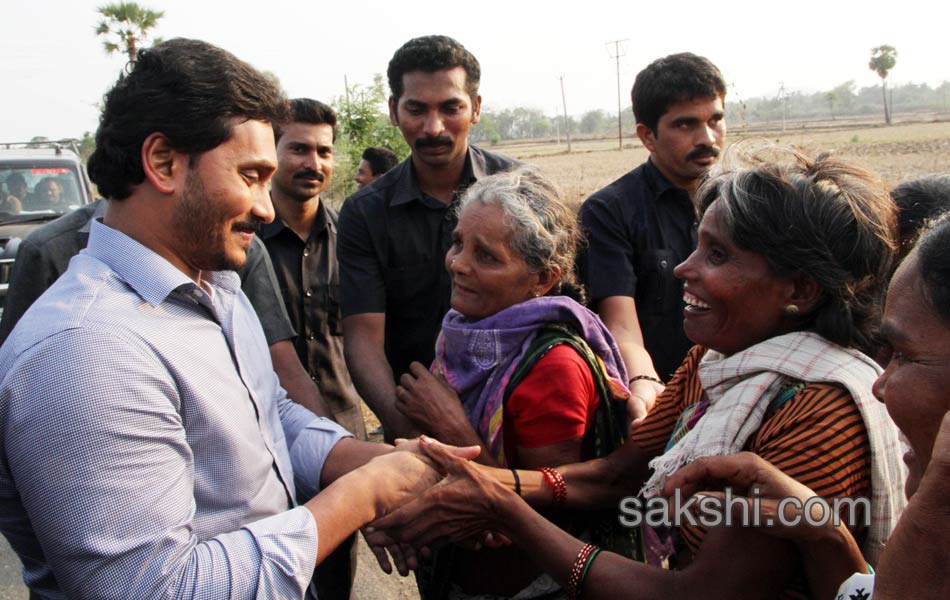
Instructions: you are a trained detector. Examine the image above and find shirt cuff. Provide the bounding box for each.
[241,506,318,599]
[291,417,353,501]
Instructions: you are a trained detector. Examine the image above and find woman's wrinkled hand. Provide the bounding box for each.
[359,437,482,575]
[395,362,468,437]
[368,436,516,550]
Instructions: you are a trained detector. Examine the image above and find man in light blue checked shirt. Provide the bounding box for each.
[0,38,470,600]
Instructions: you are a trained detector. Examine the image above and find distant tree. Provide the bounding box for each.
[330,74,410,201]
[938,81,950,113]
[869,45,897,124]
[825,92,836,120]
[579,109,609,134]
[95,2,164,64]
[471,110,501,144]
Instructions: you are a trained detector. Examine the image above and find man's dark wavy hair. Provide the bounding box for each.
[274,98,337,143]
[87,38,289,200]
[387,35,480,103]
[632,52,726,132]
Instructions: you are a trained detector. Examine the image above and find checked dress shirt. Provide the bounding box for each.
[0,220,351,599]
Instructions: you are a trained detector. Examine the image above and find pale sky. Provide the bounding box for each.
[3,0,948,142]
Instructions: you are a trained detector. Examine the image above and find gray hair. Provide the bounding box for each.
[458,167,584,301]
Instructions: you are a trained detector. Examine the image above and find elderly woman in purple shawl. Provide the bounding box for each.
[393,167,631,598]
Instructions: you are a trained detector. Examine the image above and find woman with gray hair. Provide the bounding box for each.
[393,167,633,598]
[373,145,907,600]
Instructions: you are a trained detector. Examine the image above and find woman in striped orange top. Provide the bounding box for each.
[372,144,907,600]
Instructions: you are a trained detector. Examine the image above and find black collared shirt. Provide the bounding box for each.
[260,203,367,439]
[338,145,519,379]
[577,159,698,381]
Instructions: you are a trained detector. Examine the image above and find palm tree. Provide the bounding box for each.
[869,45,898,125]
[95,2,164,64]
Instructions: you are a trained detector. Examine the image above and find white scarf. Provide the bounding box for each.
[641,331,906,563]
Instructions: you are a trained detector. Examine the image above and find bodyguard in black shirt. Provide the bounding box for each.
[578,53,727,425]
[338,36,517,441]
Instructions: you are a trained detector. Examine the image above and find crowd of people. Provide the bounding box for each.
[0,32,946,600]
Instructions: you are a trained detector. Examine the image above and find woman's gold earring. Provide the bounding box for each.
[784,304,799,315]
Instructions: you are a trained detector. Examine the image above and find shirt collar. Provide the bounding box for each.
[86,219,239,307]
[644,158,681,198]
[261,200,332,241]
[390,145,479,208]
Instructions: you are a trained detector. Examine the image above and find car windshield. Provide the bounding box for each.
[0,164,84,223]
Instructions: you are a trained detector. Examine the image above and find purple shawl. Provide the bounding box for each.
[431,296,629,464]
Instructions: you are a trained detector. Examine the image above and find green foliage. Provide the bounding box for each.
[327,74,409,205]
[723,78,949,125]
[471,107,572,142]
[869,45,898,80]
[95,2,164,63]
[579,109,611,135]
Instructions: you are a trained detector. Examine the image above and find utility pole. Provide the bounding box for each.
[560,76,572,153]
[606,39,628,151]
[778,82,787,133]
[344,75,351,106]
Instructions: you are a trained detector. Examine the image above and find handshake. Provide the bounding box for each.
[349,436,514,577]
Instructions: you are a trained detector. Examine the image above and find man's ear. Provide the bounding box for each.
[141,132,185,195]
[788,272,823,315]
[388,96,399,126]
[636,123,657,154]
[471,94,482,124]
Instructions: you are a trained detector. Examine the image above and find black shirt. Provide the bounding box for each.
[260,203,366,439]
[578,159,697,381]
[338,145,519,380]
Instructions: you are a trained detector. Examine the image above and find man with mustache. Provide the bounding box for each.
[578,53,727,425]
[0,38,446,600]
[261,98,364,599]
[338,35,518,441]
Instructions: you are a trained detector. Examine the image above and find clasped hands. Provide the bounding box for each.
[363,436,513,576]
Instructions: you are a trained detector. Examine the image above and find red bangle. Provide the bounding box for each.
[538,467,566,507]
[566,543,597,599]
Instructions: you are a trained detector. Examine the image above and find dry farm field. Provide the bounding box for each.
[500,116,950,209]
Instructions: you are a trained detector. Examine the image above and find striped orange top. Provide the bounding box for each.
[633,345,872,599]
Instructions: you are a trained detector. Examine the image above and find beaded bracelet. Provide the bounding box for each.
[510,468,522,497]
[566,543,599,599]
[628,374,663,386]
[538,467,567,506]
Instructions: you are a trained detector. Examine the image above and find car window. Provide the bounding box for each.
[0,165,83,216]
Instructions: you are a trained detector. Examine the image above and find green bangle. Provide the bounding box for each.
[577,547,602,597]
